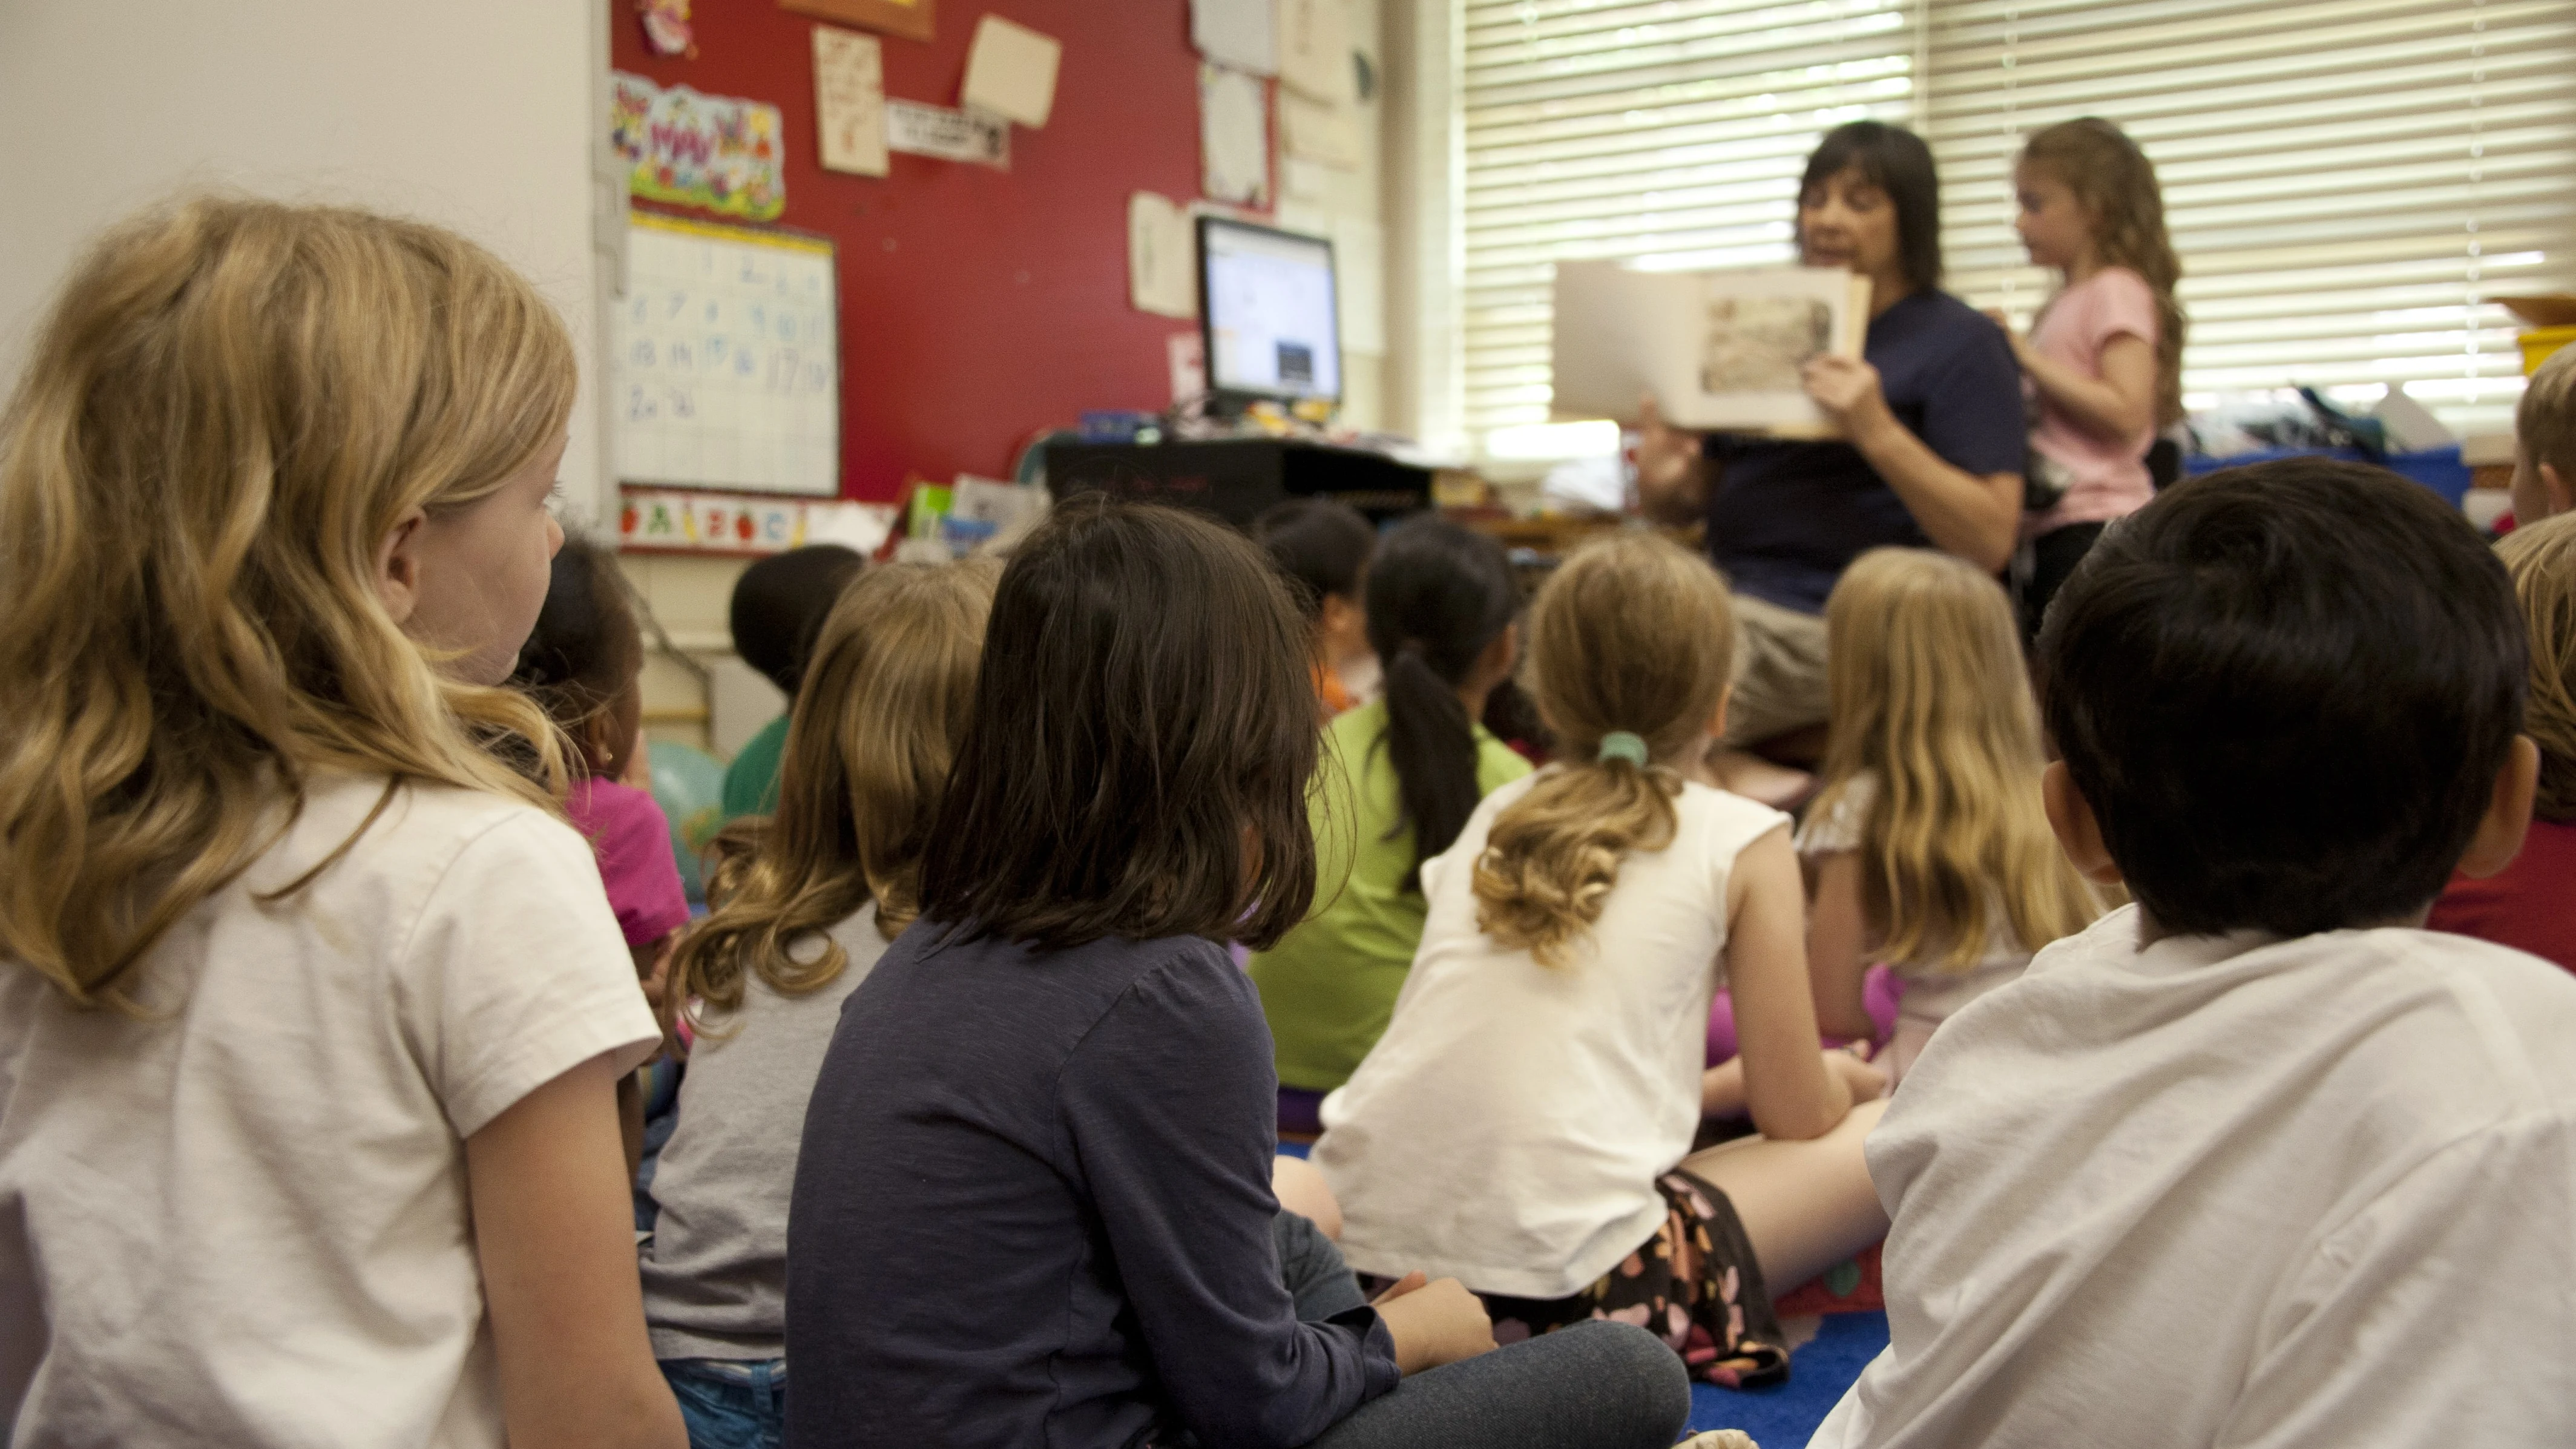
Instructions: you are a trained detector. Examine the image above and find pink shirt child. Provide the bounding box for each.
[2022,265,2161,537]
[565,776,694,948]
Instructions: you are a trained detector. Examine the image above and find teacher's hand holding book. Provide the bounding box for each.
[1802,355,1893,444]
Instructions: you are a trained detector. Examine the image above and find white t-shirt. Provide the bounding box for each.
[1813,905,2576,1449]
[1795,770,2032,1027]
[0,775,662,1448]
[1315,772,1787,1298]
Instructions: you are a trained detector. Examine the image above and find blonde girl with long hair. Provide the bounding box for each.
[639,559,993,1444]
[2428,511,2576,968]
[0,199,682,1447]
[1993,115,2187,635]
[1316,533,1890,1388]
[1802,548,2103,1083]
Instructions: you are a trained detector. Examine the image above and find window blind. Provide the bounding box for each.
[1460,0,1919,442]
[1927,0,2576,436]
[1458,0,2576,450]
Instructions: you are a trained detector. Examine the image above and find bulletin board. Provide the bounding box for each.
[613,214,841,496]
[609,0,1238,502]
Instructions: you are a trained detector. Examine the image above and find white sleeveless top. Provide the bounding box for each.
[1313,771,1789,1298]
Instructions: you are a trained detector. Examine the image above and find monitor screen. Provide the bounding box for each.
[1200,217,1340,404]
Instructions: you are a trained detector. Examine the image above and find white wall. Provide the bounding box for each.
[0,0,612,522]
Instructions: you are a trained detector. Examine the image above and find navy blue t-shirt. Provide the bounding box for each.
[1704,289,2025,614]
[784,922,1401,1449]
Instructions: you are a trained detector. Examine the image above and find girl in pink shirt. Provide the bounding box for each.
[1991,117,2187,637]
[514,536,694,981]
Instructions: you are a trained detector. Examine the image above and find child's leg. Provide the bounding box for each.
[1305,1321,1689,1449]
[1677,1097,1888,1292]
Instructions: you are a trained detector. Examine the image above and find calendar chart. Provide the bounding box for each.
[613,214,840,496]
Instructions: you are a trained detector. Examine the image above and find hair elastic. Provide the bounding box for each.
[1595,731,1649,767]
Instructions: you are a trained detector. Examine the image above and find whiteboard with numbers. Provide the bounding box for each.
[613,214,840,496]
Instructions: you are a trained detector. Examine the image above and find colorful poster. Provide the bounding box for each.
[610,71,787,222]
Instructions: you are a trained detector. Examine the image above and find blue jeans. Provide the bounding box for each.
[662,1358,786,1449]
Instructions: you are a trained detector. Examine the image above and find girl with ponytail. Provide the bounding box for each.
[1251,518,1529,1135]
[1315,533,1889,1385]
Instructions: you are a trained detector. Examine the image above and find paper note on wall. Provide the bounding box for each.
[1276,0,1353,104]
[611,215,841,496]
[1191,0,1276,76]
[886,100,1010,166]
[961,14,1061,128]
[1199,64,1270,207]
[813,27,889,177]
[610,72,788,220]
[1128,192,1198,319]
[1281,91,1358,169]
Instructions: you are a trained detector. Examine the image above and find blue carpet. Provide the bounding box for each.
[1686,1311,1886,1444]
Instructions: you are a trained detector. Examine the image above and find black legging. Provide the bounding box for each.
[2020,521,2108,643]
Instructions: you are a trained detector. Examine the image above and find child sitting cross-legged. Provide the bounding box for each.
[641,557,996,1446]
[1799,547,2102,1085]
[1814,458,2576,1447]
[784,498,1690,1449]
[1317,532,1890,1388]
[513,536,693,985]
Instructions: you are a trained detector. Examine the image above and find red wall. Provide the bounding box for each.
[611,0,1238,501]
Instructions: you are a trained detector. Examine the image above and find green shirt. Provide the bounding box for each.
[721,713,790,821]
[1250,700,1533,1091]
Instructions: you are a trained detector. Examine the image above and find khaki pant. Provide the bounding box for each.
[1723,592,1830,746]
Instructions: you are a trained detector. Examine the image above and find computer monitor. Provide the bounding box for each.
[1198,215,1340,409]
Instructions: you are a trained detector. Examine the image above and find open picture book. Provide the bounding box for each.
[1550,261,1873,438]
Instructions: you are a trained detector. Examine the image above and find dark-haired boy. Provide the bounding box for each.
[720,544,863,820]
[1815,458,2572,1448]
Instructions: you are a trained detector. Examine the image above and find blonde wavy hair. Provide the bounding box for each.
[2499,512,2576,824]
[2021,117,2188,429]
[0,197,576,1010]
[1814,549,2099,970]
[665,559,997,1035]
[1472,533,1733,967]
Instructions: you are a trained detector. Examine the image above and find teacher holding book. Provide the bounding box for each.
[1634,121,2024,801]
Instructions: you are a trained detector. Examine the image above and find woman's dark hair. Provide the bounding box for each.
[729,544,865,695]
[1365,517,1520,890]
[2039,458,2527,936]
[1799,120,1942,294]
[513,534,644,738]
[916,497,1321,951]
[1253,498,1377,622]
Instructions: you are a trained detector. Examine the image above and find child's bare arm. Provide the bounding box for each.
[466,1053,686,1449]
[1993,315,2158,442]
[1806,850,1881,1041]
[1726,826,1855,1141]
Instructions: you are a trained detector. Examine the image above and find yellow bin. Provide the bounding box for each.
[2522,326,2576,376]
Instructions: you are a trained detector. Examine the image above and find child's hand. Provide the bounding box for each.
[1828,1040,1890,1102]
[1372,1272,1497,1374]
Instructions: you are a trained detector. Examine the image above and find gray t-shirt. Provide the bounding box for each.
[640,904,886,1361]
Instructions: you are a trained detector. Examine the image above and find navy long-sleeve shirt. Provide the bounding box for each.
[784,923,1401,1449]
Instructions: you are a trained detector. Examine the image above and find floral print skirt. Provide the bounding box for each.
[1480,1168,1787,1388]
